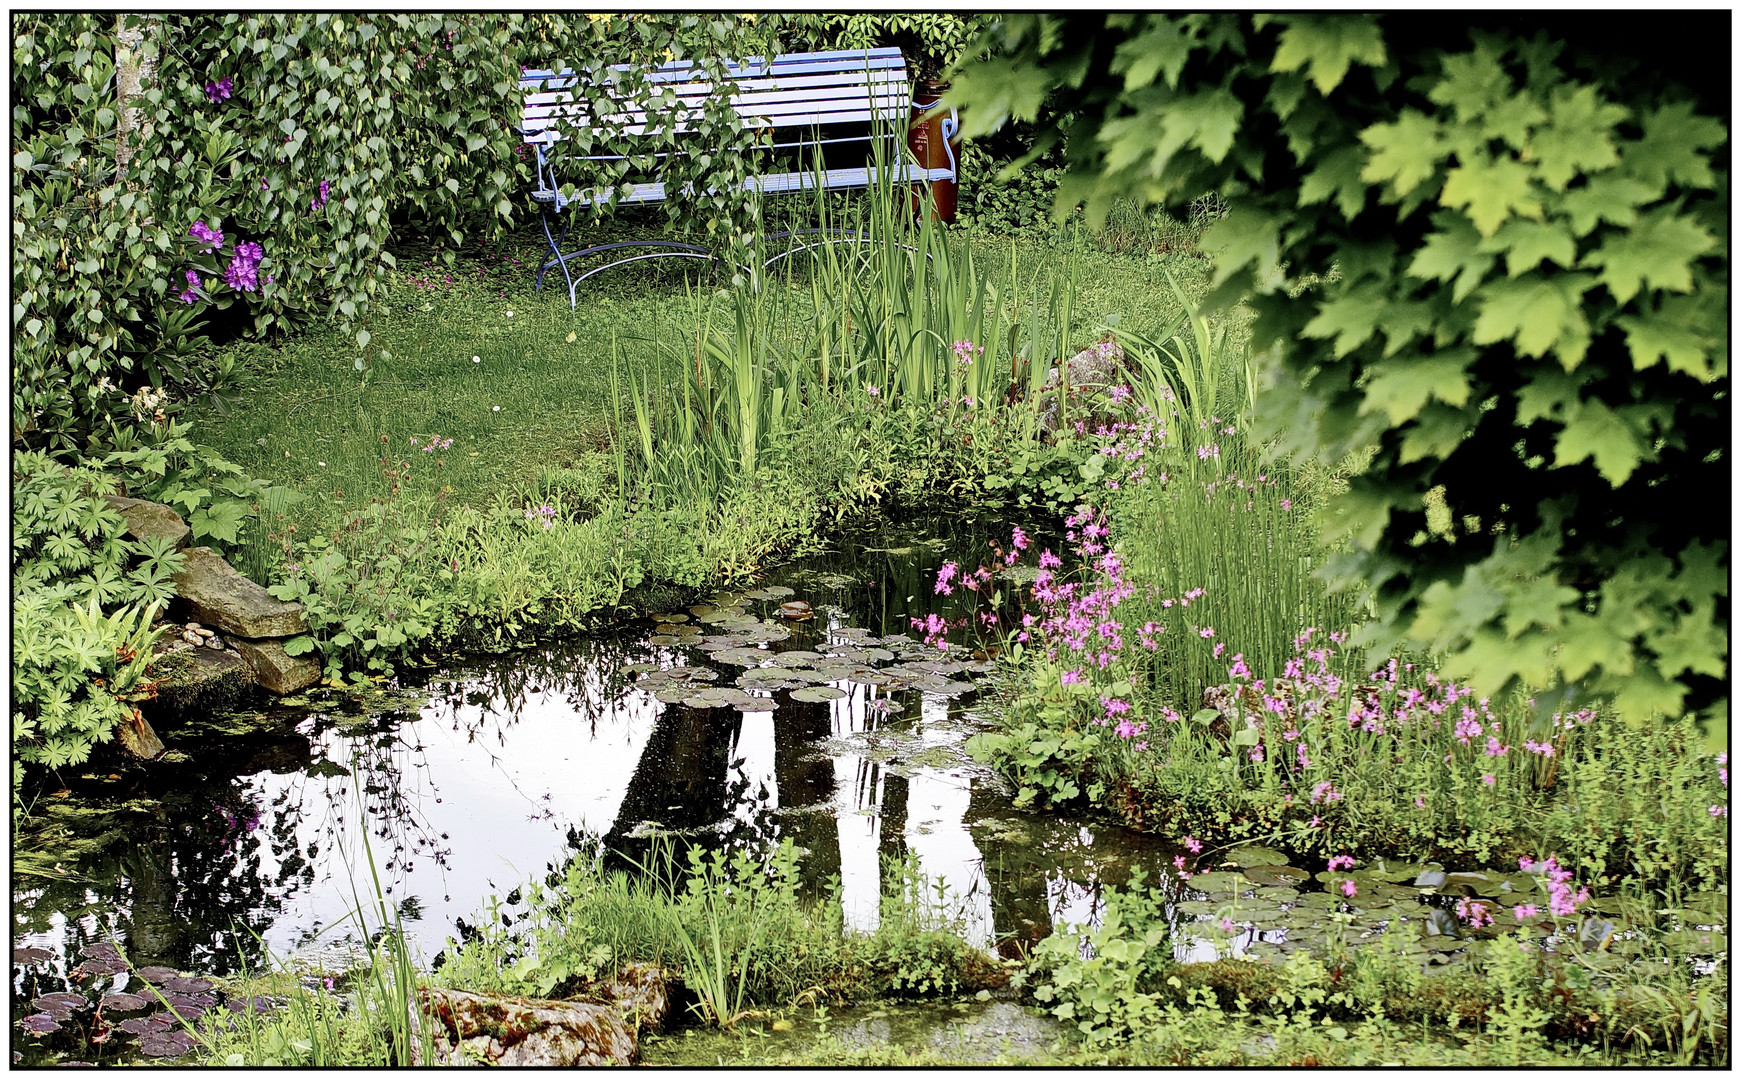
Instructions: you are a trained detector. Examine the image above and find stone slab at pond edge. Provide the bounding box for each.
[411,987,640,1067]
[171,547,308,639]
[105,495,192,550]
[231,637,321,696]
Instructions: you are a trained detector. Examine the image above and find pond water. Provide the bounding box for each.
[13,516,1724,1065]
[13,518,1187,1051]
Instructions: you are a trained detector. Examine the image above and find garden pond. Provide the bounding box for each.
[12,517,1726,1064]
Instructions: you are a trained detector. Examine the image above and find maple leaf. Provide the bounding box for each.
[1552,398,1648,484]
[1359,350,1473,425]
[1359,109,1445,198]
[1440,153,1540,237]
[1579,206,1716,305]
[1471,273,1593,363]
[1269,14,1387,95]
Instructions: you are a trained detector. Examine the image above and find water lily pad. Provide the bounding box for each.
[1412,869,1448,890]
[1226,845,1291,867]
[744,585,795,600]
[1186,871,1248,895]
[13,947,51,965]
[1419,909,1461,938]
[225,996,279,1016]
[790,686,847,703]
[731,697,775,712]
[1292,893,1343,911]
[829,628,878,643]
[652,688,691,705]
[1176,900,1222,918]
[859,647,895,663]
[164,977,213,995]
[1662,929,1727,954]
[647,635,685,646]
[78,942,121,962]
[649,612,689,623]
[20,1013,60,1035]
[1243,864,1308,887]
[711,591,747,607]
[772,650,822,664]
[139,1031,195,1058]
[1254,886,1300,902]
[34,993,89,1014]
[100,993,151,1012]
[74,957,128,978]
[136,967,180,985]
[712,648,769,667]
[931,681,977,696]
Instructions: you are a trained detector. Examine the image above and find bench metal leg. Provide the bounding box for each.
[536,208,575,300]
[535,236,722,307]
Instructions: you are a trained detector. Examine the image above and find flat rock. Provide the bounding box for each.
[412,987,638,1067]
[231,637,321,695]
[171,548,307,638]
[104,496,191,550]
[147,638,256,711]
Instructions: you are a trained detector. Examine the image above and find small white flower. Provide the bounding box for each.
[505,310,514,318]
[492,405,501,412]
[318,461,326,467]
[472,355,480,363]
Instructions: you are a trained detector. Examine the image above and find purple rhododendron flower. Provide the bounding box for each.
[189,221,225,253]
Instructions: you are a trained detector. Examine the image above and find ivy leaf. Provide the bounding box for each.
[1359,350,1472,425]
[1439,153,1540,237]
[1471,273,1592,366]
[1269,14,1386,95]
[1579,206,1715,305]
[1359,109,1444,198]
[1551,398,1647,484]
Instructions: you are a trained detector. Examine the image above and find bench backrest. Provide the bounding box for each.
[519,47,911,145]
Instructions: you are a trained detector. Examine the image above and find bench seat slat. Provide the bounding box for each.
[533,163,954,208]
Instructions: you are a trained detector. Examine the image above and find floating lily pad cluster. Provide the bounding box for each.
[1175,849,1730,973]
[13,941,281,1064]
[627,588,991,714]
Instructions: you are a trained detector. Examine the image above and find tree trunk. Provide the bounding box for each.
[114,13,158,181]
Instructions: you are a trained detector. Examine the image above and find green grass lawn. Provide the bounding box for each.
[186,212,1211,537]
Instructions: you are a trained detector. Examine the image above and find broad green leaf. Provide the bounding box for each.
[1556,613,1634,684]
[1579,207,1715,305]
[1626,100,1725,191]
[1397,403,1470,464]
[1552,398,1647,484]
[1359,109,1444,197]
[1270,14,1386,95]
[1614,311,1713,379]
[1529,83,1627,191]
[1406,215,1494,303]
[1440,153,1539,237]
[1300,286,1384,357]
[1479,218,1577,277]
[1411,573,1506,652]
[1359,351,1472,425]
[1112,16,1196,91]
[1471,273,1592,366]
[1297,145,1367,220]
[1555,170,1659,237]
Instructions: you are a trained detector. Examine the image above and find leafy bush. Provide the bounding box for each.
[1029,868,1175,1045]
[949,13,1728,733]
[11,452,178,791]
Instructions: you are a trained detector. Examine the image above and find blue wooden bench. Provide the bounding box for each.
[517,47,958,305]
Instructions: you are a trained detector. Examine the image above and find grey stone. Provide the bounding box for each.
[411,987,639,1067]
[105,496,192,550]
[147,637,256,711]
[170,548,307,639]
[114,708,165,760]
[231,637,321,695]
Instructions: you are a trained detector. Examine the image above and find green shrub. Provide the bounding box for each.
[11,452,177,792]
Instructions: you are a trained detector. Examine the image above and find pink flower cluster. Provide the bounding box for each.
[1455,897,1494,928]
[1520,856,1590,917]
